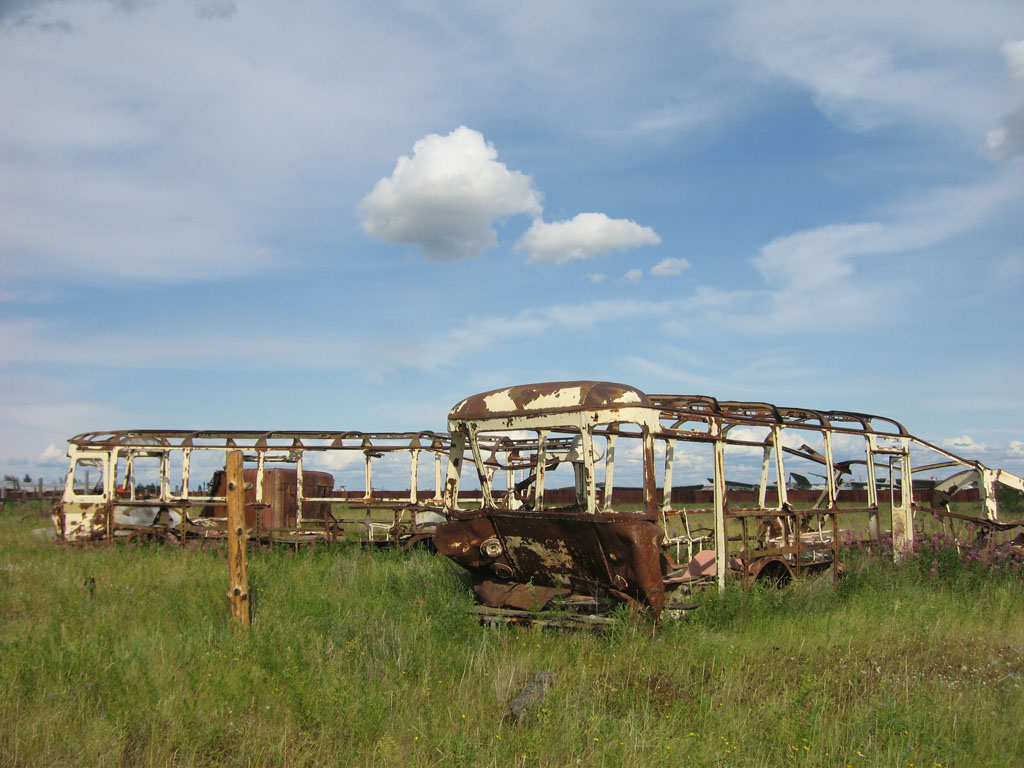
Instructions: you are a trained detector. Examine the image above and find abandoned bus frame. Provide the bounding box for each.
[49,382,1024,621]
[52,430,452,546]
[432,381,1024,620]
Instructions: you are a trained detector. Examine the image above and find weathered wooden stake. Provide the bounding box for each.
[226,450,251,628]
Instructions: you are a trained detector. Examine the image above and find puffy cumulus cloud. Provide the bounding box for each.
[359,126,541,261]
[517,212,661,265]
[1009,441,1024,457]
[941,435,987,454]
[650,257,691,276]
[623,268,644,282]
[1003,40,1024,80]
[361,128,661,265]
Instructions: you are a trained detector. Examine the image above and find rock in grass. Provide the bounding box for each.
[505,670,556,723]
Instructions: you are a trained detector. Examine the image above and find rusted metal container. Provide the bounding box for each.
[205,469,334,528]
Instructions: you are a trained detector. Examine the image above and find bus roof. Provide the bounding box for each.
[449,381,650,421]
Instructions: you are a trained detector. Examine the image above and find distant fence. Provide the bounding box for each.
[0,489,61,503]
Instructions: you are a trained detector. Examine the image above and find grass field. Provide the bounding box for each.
[2,501,1022,767]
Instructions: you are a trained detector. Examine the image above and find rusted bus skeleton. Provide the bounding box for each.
[52,430,453,546]
[435,382,671,617]
[434,381,1024,620]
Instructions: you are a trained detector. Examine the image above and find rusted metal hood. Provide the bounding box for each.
[434,509,667,617]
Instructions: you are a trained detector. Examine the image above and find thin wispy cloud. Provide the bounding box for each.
[622,268,644,282]
[719,2,1016,137]
[651,257,691,276]
[742,166,1024,330]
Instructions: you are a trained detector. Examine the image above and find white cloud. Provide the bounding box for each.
[650,257,691,277]
[987,103,1024,159]
[941,435,988,454]
[304,450,365,473]
[585,272,606,283]
[754,222,879,290]
[359,126,541,261]
[623,268,643,282]
[38,443,66,464]
[1009,440,1024,457]
[1003,40,1024,80]
[723,426,773,457]
[517,212,660,265]
[987,127,1009,153]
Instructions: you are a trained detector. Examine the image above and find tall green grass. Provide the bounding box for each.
[1,502,1022,767]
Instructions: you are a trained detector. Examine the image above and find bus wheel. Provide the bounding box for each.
[755,560,792,588]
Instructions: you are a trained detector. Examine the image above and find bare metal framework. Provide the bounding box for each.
[53,429,453,545]
[433,382,1024,618]
[647,393,1024,589]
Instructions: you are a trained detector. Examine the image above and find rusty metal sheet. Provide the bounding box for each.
[434,509,667,618]
[472,579,562,611]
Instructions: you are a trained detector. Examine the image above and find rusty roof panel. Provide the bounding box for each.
[449,381,649,421]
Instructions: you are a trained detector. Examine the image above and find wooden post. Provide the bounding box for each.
[226,451,251,628]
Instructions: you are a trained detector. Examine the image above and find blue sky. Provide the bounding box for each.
[2,0,1023,487]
